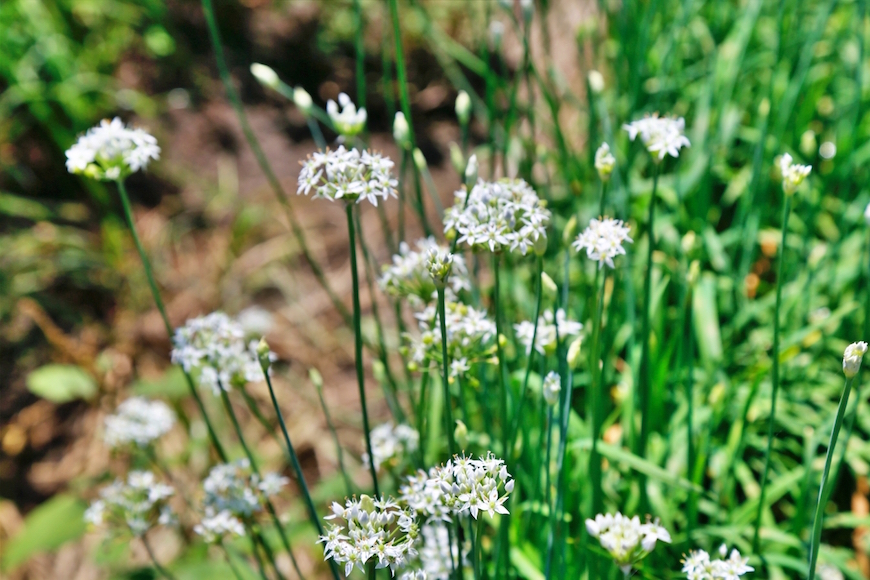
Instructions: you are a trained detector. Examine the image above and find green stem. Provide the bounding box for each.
[347,203,381,497]
[589,268,607,519]
[247,525,272,580]
[437,286,457,458]
[141,535,178,580]
[115,179,227,462]
[220,543,247,580]
[353,0,366,128]
[682,279,697,533]
[492,253,511,577]
[807,376,856,580]
[753,194,792,553]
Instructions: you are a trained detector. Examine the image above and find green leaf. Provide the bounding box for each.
[131,366,189,400]
[1,494,87,572]
[26,364,97,403]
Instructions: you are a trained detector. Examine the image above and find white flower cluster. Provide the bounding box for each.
[405,301,496,377]
[400,522,467,580]
[573,217,633,269]
[514,308,583,355]
[380,238,470,304]
[443,178,551,255]
[66,117,160,180]
[595,143,616,181]
[84,471,175,536]
[623,114,690,161]
[843,341,868,378]
[320,495,419,576]
[171,312,264,395]
[103,397,175,448]
[543,371,561,406]
[202,459,287,518]
[194,507,246,544]
[779,153,812,195]
[327,92,367,138]
[681,544,754,580]
[585,512,672,574]
[298,146,398,206]
[363,423,420,471]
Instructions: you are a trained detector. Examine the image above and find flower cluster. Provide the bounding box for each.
[202,459,287,517]
[595,143,616,181]
[171,312,264,395]
[585,512,672,573]
[66,117,160,180]
[422,453,514,520]
[543,371,561,406]
[573,217,633,269]
[405,301,496,377]
[779,153,812,195]
[426,248,455,288]
[623,114,690,161]
[401,522,467,580]
[320,495,419,576]
[681,545,754,580]
[843,341,868,378]
[443,178,551,255]
[514,308,583,355]
[194,508,246,544]
[103,397,176,448]
[380,238,470,304]
[298,146,398,206]
[363,423,420,471]
[327,93,367,138]
[84,471,175,536]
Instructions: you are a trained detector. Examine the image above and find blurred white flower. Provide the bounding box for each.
[327,92,366,138]
[623,114,690,161]
[85,471,175,537]
[586,512,671,574]
[681,544,754,580]
[455,90,472,126]
[250,63,279,90]
[380,237,471,304]
[514,308,583,355]
[542,371,561,406]
[816,564,844,580]
[594,143,616,181]
[298,146,398,206]
[406,301,496,376]
[425,248,455,287]
[202,459,285,518]
[65,117,160,181]
[779,153,812,196]
[293,87,314,117]
[103,397,175,448]
[394,112,411,149]
[843,341,868,378]
[363,423,420,471]
[588,70,605,94]
[194,508,246,544]
[573,216,633,269]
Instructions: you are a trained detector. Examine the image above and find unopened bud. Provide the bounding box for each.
[594,142,615,182]
[251,63,279,90]
[563,216,578,246]
[455,90,472,126]
[465,154,479,186]
[413,148,427,171]
[454,420,469,450]
[843,341,868,378]
[588,70,605,94]
[393,112,411,150]
[542,371,561,406]
[533,233,548,256]
[293,87,314,117]
[541,272,558,302]
[449,142,465,175]
[256,338,272,371]
[309,368,324,389]
[567,336,583,369]
[372,359,387,384]
[687,260,700,287]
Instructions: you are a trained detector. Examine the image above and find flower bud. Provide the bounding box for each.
[779,153,811,196]
[256,338,272,371]
[293,87,314,117]
[426,248,454,287]
[542,371,561,406]
[533,233,548,256]
[562,215,578,246]
[250,63,279,90]
[309,368,324,389]
[372,359,387,384]
[594,142,615,182]
[455,90,472,126]
[393,112,411,150]
[843,341,868,378]
[449,142,465,175]
[465,153,479,186]
[454,420,469,450]
[541,272,558,302]
[327,92,366,138]
[588,70,605,94]
[413,148,427,172]
[567,336,583,369]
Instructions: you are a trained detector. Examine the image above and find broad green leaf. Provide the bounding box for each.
[26,364,97,403]
[1,494,87,572]
[131,366,189,399]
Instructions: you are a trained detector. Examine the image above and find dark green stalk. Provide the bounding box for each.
[509,256,544,450]
[142,534,178,580]
[261,368,341,580]
[306,118,327,150]
[353,0,366,121]
[115,179,227,462]
[247,526,272,580]
[807,376,856,580]
[437,286,457,458]
[346,203,381,497]
[589,268,608,519]
[753,194,792,553]
[682,276,697,532]
[492,253,511,577]
[220,543,247,580]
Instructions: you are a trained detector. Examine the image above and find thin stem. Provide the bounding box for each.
[220,543,247,580]
[682,277,697,533]
[509,255,544,452]
[437,286,457,458]
[347,203,381,497]
[247,525,272,580]
[492,253,511,577]
[115,179,227,462]
[753,194,792,553]
[589,268,608,519]
[141,534,178,580]
[807,376,856,580]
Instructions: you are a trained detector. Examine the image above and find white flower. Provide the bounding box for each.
[623,114,690,161]
[103,397,175,448]
[514,308,583,356]
[171,312,266,395]
[779,153,812,195]
[594,143,616,181]
[66,117,160,180]
[585,512,671,573]
[455,91,471,125]
[682,545,753,580]
[394,112,411,149]
[817,564,844,580]
[573,217,633,269]
[294,87,314,116]
[380,238,471,304]
[327,92,367,138]
[406,301,496,376]
[250,63,279,90]
[202,459,286,518]
[443,178,551,255]
[194,508,246,543]
[843,341,868,378]
[363,423,420,471]
[85,471,175,536]
[298,146,397,206]
[542,371,561,406]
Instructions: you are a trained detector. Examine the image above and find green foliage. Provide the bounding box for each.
[26,363,97,403]
[1,494,87,572]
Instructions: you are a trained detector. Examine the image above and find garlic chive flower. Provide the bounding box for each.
[298,146,398,206]
[84,471,175,537]
[543,371,561,406]
[681,544,754,580]
[202,459,287,518]
[380,237,471,305]
[573,216,633,269]
[585,512,672,574]
[363,423,420,471]
[594,142,616,181]
[514,308,583,356]
[405,301,496,376]
[319,494,419,576]
[194,508,246,544]
[426,248,454,287]
[394,112,412,150]
[455,90,472,126]
[327,92,367,138]
[65,117,160,181]
[103,397,175,448]
[443,178,551,255]
[429,453,515,520]
[171,312,265,395]
[779,153,812,196]
[843,341,868,378]
[623,114,690,161]
[293,87,314,117]
[250,63,279,90]
[401,522,468,580]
